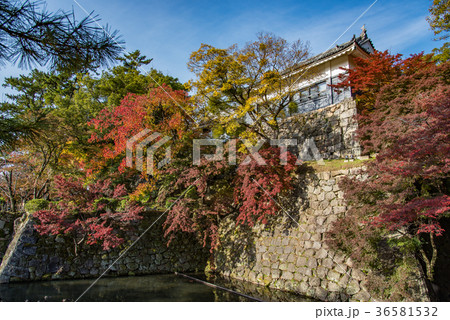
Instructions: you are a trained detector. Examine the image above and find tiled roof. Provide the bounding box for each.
[289,30,375,73]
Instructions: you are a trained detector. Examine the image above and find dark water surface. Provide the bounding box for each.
[0,274,312,302]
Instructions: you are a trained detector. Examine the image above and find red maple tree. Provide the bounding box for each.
[159,145,298,251]
[328,53,450,284]
[33,175,144,251]
[88,84,191,175]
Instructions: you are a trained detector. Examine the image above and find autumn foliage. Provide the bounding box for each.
[157,145,298,251]
[328,52,450,286]
[233,147,297,226]
[333,50,434,117]
[88,84,191,174]
[33,175,144,251]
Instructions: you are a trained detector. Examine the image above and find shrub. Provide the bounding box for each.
[24,199,49,214]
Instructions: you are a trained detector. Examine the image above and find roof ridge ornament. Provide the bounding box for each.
[360,24,367,38]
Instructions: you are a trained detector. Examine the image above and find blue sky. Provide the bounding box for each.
[0,0,440,100]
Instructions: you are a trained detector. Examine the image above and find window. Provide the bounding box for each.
[318,81,327,96]
[299,88,309,102]
[310,85,319,98]
[297,81,328,101]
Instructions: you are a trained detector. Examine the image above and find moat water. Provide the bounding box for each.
[0,274,313,302]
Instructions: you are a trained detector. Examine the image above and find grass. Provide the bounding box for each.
[306,158,372,172]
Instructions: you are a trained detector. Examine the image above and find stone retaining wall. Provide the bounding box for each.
[0,213,16,259]
[214,168,430,302]
[0,212,208,283]
[281,99,360,159]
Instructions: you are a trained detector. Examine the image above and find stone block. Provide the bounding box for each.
[22,246,37,256]
[298,266,312,276]
[79,267,89,275]
[335,264,348,274]
[304,248,315,257]
[281,271,293,280]
[327,270,341,282]
[351,269,365,281]
[284,246,293,254]
[315,248,328,259]
[322,206,332,216]
[352,290,371,301]
[334,292,346,302]
[296,256,307,267]
[345,257,354,268]
[262,267,271,275]
[312,242,322,250]
[338,274,350,287]
[271,269,280,279]
[316,216,326,225]
[321,172,331,180]
[287,263,296,273]
[257,245,267,253]
[320,200,330,210]
[311,233,321,241]
[327,291,341,302]
[304,241,312,249]
[262,259,271,267]
[346,279,360,295]
[328,281,341,292]
[309,277,320,287]
[325,192,336,201]
[310,201,320,210]
[263,238,272,247]
[288,237,299,246]
[294,272,308,282]
[307,258,318,268]
[322,257,333,268]
[315,266,328,279]
[340,109,356,119]
[279,253,288,262]
[317,192,325,201]
[299,281,309,294]
[287,253,296,263]
[315,286,328,301]
[279,263,288,271]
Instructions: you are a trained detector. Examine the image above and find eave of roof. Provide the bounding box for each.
[286,32,375,76]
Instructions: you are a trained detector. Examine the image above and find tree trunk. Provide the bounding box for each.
[419,233,438,282]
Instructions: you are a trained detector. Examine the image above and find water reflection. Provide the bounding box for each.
[0,274,313,302]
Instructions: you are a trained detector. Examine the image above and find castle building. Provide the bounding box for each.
[281,27,375,159]
[291,27,374,114]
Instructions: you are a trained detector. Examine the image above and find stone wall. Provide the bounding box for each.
[0,213,16,259]
[281,98,360,159]
[214,168,430,302]
[0,211,208,283]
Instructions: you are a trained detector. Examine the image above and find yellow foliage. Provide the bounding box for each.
[129,181,156,202]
